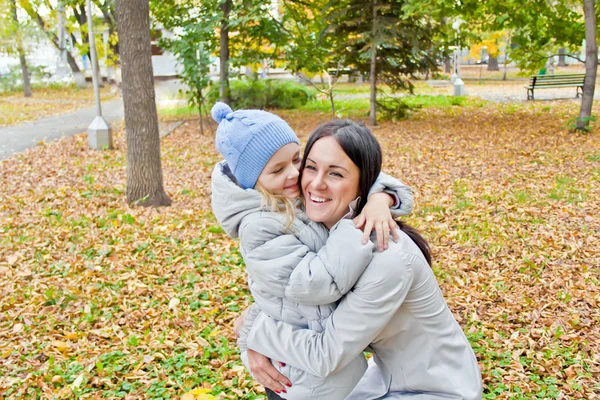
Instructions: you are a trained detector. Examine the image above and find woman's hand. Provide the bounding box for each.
[247,349,291,394]
[354,192,399,251]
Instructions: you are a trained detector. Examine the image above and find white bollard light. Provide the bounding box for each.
[453,78,465,96]
[88,116,113,149]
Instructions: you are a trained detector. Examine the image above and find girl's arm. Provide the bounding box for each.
[369,172,413,218]
[241,217,374,306]
[241,172,413,306]
[358,172,413,250]
[246,251,419,378]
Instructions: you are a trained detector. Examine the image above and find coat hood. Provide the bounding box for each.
[211,161,264,238]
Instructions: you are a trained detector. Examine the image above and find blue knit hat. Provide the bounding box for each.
[211,102,300,189]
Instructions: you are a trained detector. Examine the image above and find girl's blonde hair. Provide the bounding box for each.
[255,181,297,229]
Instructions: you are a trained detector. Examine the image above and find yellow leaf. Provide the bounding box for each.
[71,373,84,388]
[208,328,220,337]
[52,340,69,352]
[181,388,215,400]
[169,297,180,310]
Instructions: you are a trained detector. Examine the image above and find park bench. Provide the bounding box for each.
[327,68,356,78]
[525,73,585,100]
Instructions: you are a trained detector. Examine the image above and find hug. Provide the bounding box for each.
[210,102,483,400]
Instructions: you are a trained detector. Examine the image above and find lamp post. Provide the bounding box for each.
[86,0,113,150]
[452,18,464,96]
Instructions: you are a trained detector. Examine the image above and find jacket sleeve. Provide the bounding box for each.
[237,303,261,353]
[246,250,418,378]
[368,172,413,218]
[241,218,374,306]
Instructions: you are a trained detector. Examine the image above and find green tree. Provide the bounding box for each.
[153,0,278,125]
[460,0,596,130]
[326,0,444,124]
[0,0,34,96]
[273,0,348,118]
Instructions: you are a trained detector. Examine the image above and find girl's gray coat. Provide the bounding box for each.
[211,161,413,399]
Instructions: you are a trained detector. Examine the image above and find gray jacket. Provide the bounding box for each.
[244,229,483,400]
[211,161,414,399]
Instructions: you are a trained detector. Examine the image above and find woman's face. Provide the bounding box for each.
[257,143,301,199]
[301,136,360,229]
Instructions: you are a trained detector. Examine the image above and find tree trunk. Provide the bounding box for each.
[558,47,567,66]
[329,89,335,119]
[198,89,204,135]
[10,0,31,97]
[369,0,377,126]
[487,56,499,71]
[220,0,231,104]
[577,0,597,131]
[444,57,451,73]
[18,53,32,97]
[115,0,172,207]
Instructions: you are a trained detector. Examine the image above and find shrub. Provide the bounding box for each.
[0,64,71,94]
[207,78,315,110]
[378,96,418,120]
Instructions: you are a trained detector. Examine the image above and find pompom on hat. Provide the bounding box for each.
[211,102,299,189]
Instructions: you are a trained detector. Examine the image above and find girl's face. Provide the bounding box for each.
[257,143,302,199]
[301,136,360,229]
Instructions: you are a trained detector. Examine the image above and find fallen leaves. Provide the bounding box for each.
[0,100,599,399]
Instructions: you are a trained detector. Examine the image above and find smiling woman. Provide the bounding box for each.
[300,122,380,229]
[241,119,483,400]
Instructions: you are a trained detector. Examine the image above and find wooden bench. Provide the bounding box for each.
[327,68,355,78]
[525,74,585,100]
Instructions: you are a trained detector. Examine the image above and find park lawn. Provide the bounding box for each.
[159,93,488,123]
[1,100,599,399]
[0,85,117,127]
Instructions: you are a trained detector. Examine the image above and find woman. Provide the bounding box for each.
[238,120,483,399]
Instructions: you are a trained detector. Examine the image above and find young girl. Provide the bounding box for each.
[209,102,412,400]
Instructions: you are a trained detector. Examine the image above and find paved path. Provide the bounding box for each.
[0,80,186,161]
[0,98,124,161]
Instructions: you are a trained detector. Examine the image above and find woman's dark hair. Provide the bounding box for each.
[300,119,432,266]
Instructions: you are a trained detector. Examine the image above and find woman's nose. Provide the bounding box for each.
[312,173,327,190]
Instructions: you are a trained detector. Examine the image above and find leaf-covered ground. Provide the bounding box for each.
[0,86,117,127]
[1,100,599,399]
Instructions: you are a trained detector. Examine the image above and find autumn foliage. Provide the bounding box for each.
[0,101,599,398]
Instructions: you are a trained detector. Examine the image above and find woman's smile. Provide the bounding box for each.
[307,192,332,204]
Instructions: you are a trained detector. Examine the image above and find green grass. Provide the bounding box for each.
[298,95,487,118]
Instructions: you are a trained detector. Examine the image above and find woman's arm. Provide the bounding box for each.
[237,305,291,393]
[246,251,418,378]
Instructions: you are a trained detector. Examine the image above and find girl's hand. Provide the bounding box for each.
[354,192,399,251]
[233,308,249,337]
[247,349,291,395]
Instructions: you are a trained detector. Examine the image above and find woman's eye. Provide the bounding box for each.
[330,171,343,178]
[272,168,283,174]
[305,165,316,171]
